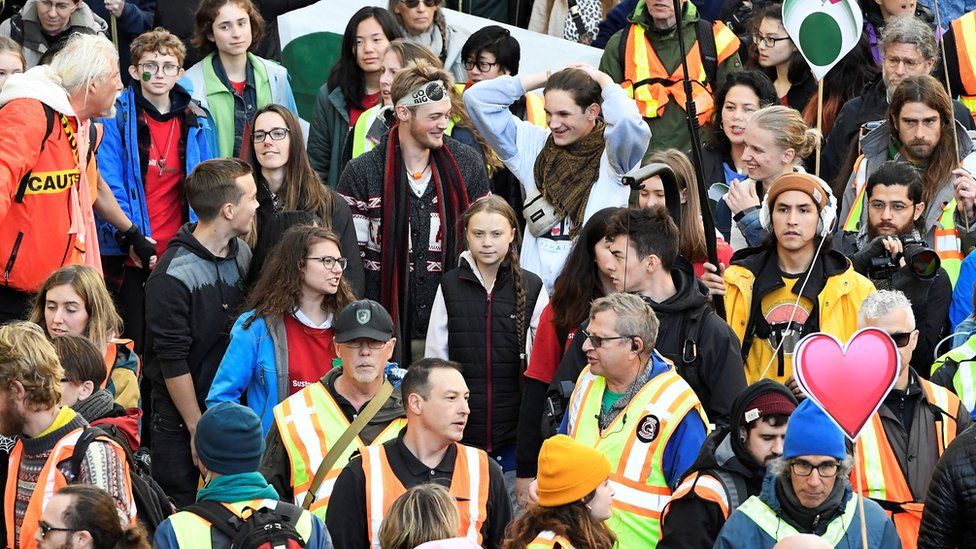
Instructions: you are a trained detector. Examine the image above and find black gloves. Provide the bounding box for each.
[116,224,156,268]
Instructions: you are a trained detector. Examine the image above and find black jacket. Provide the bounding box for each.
[919,424,976,548]
[438,258,544,452]
[659,379,797,548]
[549,259,746,428]
[822,78,976,185]
[144,224,251,410]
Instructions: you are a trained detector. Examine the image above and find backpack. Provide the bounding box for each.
[186,500,308,549]
[68,427,175,537]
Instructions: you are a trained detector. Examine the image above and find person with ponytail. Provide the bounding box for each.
[426,195,548,488]
[502,435,616,549]
[38,485,150,549]
[387,0,468,83]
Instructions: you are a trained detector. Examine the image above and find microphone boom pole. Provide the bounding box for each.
[671,0,725,318]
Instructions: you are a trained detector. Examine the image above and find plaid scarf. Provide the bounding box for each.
[380,126,470,353]
[533,120,606,237]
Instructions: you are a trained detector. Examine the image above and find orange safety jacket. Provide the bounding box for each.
[621,22,739,125]
[361,443,489,548]
[851,379,961,549]
[4,427,135,549]
[0,99,102,294]
[951,11,976,123]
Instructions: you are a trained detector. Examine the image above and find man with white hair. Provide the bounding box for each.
[0,32,149,322]
[851,290,971,547]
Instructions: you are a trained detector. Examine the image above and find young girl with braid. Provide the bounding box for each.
[426,195,549,489]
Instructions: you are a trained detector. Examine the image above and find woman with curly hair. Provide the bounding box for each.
[207,225,355,433]
[504,435,616,549]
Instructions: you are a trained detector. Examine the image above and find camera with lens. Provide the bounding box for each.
[867,237,940,280]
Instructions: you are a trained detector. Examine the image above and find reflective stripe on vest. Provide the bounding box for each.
[737,494,859,544]
[169,499,314,549]
[940,335,976,410]
[853,379,958,549]
[273,382,405,520]
[566,365,708,547]
[621,22,738,124]
[843,154,964,285]
[669,471,731,519]
[952,11,976,122]
[525,92,547,128]
[362,443,489,548]
[527,530,574,548]
[350,106,458,160]
[5,428,135,549]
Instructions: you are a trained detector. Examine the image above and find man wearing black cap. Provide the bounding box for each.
[154,402,331,547]
[659,380,798,548]
[259,299,407,521]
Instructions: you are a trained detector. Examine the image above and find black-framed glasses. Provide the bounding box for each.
[138,62,181,77]
[581,329,634,349]
[38,521,76,539]
[752,33,792,48]
[889,331,915,348]
[400,0,438,7]
[464,59,497,72]
[340,340,388,349]
[306,256,348,271]
[253,128,289,143]
[790,459,840,478]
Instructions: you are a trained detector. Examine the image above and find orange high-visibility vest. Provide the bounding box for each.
[5,428,135,549]
[361,443,489,548]
[852,379,960,549]
[951,11,976,123]
[621,22,739,125]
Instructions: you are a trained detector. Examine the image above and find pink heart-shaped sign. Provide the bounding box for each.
[794,328,900,441]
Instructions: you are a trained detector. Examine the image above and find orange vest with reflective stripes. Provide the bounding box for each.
[4,428,135,549]
[951,11,976,122]
[621,22,739,125]
[361,442,490,548]
[851,379,960,549]
[666,470,733,520]
[527,530,575,548]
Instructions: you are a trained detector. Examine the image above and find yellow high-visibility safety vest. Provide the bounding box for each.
[736,494,858,544]
[168,499,315,548]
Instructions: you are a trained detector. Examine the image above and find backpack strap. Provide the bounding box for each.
[709,468,748,512]
[695,19,719,88]
[66,426,108,483]
[8,14,23,46]
[184,501,242,540]
[14,104,57,204]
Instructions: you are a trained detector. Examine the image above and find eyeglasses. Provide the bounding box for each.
[752,33,792,48]
[883,56,922,70]
[306,256,348,271]
[38,0,74,13]
[399,0,439,7]
[252,128,289,143]
[868,200,914,213]
[138,62,181,77]
[464,59,497,72]
[38,522,76,539]
[790,459,840,478]
[340,340,388,349]
[581,328,634,349]
[889,331,915,348]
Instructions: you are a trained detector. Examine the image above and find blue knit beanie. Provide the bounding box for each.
[782,399,846,460]
[195,402,265,475]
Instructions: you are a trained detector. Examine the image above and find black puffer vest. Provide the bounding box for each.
[439,258,543,452]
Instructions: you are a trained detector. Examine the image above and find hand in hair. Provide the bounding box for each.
[726,178,760,215]
[701,262,727,298]
[564,62,613,89]
[954,168,976,221]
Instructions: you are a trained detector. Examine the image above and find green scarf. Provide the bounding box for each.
[196,471,280,503]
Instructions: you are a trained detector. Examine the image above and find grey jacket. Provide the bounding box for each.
[308,85,349,186]
[0,0,107,67]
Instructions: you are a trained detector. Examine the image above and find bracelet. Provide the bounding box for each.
[733,206,758,223]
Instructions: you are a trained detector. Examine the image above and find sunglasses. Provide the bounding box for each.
[400,0,439,7]
[38,521,76,539]
[890,331,914,348]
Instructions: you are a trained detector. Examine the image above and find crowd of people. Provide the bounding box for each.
[1,0,976,547]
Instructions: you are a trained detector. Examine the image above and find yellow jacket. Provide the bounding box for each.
[724,248,876,384]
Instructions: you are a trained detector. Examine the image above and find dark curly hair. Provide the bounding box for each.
[502,498,617,549]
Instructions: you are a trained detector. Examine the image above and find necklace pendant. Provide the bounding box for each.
[157,159,166,176]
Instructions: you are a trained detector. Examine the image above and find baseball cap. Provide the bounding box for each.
[334,299,395,343]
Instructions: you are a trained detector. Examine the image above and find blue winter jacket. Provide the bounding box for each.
[714,471,901,548]
[95,85,215,255]
[950,248,976,329]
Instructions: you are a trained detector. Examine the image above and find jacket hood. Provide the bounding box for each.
[169,223,245,262]
[0,64,75,114]
[730,245,852,280]
[132,83,194,121]
[729,379,798,461]
[649,260,709,315]
[90,406,143,452]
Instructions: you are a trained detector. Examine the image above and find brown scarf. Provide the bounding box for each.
[533,119,606,236]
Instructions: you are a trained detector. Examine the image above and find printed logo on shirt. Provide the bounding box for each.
[635,414,660,443]
[23,170,80,195]
[292,379,312,389]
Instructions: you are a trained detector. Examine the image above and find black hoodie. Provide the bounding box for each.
[659,379,798,549]
[144,223,252,411]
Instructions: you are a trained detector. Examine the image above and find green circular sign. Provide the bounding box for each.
[798,13,842,66]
